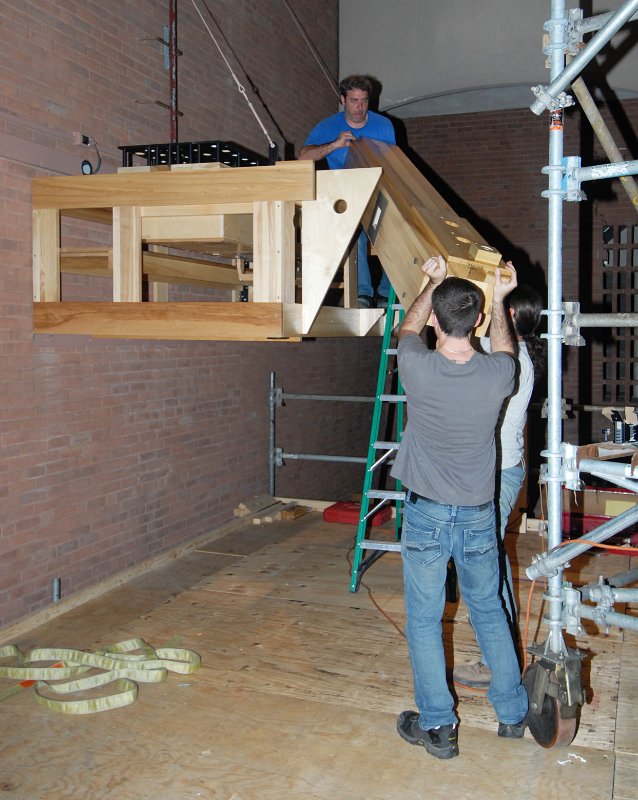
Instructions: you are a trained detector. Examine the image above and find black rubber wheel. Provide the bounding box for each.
[523,663,578,748]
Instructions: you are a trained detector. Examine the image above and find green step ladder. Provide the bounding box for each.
[348,289,459,601]
[349,288,406,592]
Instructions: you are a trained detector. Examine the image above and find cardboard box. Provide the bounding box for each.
[562,486,638,538]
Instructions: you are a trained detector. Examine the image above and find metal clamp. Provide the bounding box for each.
[561,301,586,346]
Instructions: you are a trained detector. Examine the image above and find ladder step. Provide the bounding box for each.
[379,394,406,402]
[372,440,400,450]
[385,348,398,355]
[367,489,406,500]
[358,540,401,552]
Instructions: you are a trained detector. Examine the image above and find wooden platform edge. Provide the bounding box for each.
[33,301,289,341]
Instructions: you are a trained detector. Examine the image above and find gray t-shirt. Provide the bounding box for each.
[391,334,515,506]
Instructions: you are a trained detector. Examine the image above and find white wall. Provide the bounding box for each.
[339,1,638,116]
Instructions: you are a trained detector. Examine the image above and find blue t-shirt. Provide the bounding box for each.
[304,110,395,169]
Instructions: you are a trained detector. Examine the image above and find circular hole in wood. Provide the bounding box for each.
[333,199,348,214]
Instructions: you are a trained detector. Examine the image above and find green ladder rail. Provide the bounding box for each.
[349,288,406,592]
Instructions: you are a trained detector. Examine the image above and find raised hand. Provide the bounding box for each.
[493,260,518,303]
[422,255,447,286]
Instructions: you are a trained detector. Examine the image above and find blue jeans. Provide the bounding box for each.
[357,229,390,298]
[402,493,528,730]
[495,464,525,626]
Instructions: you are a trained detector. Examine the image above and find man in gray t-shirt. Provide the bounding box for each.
[393,255,528,760]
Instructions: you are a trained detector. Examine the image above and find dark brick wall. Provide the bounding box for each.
[1,0,380,629]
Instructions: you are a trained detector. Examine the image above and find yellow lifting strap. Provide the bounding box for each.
[0,637,201,714]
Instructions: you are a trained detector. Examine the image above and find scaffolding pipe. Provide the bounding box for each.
[581,567,638,591]
[574,11,619,35]
[579,458,638,481]
[531,0,638,115]
[586,471,638,494]
[570,76,638,211]
[268,372,276,496]
[570,312,638,327]
[582,586,638,603]
[527,503,638,579]
[280,393,374,403]
[278,452,366,464]
[543,0,569,654]
[576,160,638,184]
[575,602,638,632]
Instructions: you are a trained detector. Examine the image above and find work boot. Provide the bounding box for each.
[498,717,527,738]
[397,710,459,759]
[358,294,375,309]
[374,292,389,309]
[452,660,492,688]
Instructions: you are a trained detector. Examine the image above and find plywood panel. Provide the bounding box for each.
[0,515,624,800]
[300,167,381,333]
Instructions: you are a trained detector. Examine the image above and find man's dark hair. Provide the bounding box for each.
[339,75,372,99]
[432,277,483,337]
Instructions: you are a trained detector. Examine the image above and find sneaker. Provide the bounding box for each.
[358,294,375,309]
[397,710,459,759]
[374,293,389,309]
[498,718,527,738]
[452,660,492,688]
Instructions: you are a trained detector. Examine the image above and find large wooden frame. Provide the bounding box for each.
[32,144,508,341]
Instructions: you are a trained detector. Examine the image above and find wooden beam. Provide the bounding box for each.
[343,243,358,309]
[252,201,296,302]
[32,208,60,301]
[143,251,243,289]
[59,248,244,290]
[32,161,316,210]
[33,302,289,340]
[301,167,381,334]
[139,203,252,216]
[141,212,252,248]
[345,139,508,324]
[60,248,112,277]
[113,206,142,301]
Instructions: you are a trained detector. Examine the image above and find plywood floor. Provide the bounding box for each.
[1,513,636,800]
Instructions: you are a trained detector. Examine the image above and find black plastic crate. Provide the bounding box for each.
[118,140,268,168]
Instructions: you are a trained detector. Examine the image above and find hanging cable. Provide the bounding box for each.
[281,0,340,100]
[188,0,276,152]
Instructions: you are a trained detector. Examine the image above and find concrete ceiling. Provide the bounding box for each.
[339,1,638,117]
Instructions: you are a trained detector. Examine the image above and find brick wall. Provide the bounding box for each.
[1,0,379,630]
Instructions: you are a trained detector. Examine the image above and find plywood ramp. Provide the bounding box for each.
[1,515,633,799]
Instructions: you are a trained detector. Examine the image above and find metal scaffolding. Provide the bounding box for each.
[523,0,638,746]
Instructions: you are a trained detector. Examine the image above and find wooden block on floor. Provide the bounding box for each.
[234,493,277,517]
[281,504,308,520]
[252,502,284,524]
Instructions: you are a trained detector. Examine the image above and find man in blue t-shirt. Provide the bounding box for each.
[299,75,395,309]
